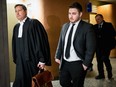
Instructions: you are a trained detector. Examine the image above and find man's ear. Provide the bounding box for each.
[80,12,83,17]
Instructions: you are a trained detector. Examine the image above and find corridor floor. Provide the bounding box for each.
[52,58,116,87]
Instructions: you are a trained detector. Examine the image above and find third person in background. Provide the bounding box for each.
[94,14,116,80]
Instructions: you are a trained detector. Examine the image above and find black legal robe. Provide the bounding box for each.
[12,17,51,87]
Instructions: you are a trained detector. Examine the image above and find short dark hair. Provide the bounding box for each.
[95,14,103,18]
[14,4,27,11]
[69,2,82,12]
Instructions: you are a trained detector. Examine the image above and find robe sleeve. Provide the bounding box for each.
[30,19,51,66]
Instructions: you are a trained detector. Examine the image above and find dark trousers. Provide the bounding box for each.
[59,60,87,87]
[96,48,112,78]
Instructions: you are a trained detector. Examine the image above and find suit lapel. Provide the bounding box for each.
[61,23,70,50]
[62,23,70,41]
[73,20,83,42]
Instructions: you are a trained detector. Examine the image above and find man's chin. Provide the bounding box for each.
[70,20,77,23]
[70,21,75,23]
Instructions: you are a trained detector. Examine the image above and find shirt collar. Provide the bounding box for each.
[70,19,81,25]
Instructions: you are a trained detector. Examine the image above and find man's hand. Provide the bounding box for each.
[55,59,61,64]
[82,64,88,71]
[37,62,45,69]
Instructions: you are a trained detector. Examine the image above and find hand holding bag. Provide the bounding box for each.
[32,69,53,87]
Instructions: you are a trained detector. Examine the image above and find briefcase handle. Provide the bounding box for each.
[38,68,47,73]
[39,69,44,73]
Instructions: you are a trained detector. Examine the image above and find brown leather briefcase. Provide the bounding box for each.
[32,70,53,87]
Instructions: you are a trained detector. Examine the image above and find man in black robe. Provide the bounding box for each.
[12,4,51,87]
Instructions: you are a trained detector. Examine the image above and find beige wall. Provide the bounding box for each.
[7,3,17,82]
[7,0,89,81]
[90,13,96,25]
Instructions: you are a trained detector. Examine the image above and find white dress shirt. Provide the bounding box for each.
[64,20,81,62]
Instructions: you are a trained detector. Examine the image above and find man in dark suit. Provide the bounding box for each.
[12,4,51,87]
[94,14,116,80]
[55,2,96,87]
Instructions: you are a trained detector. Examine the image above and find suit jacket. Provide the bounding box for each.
[55,20,96,69]
[94,21,116,50]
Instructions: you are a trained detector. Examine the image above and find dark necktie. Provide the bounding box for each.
[65,24,75,59]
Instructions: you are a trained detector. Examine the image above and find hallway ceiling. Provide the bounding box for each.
[90,0,116,6]
[98,0,116,3]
